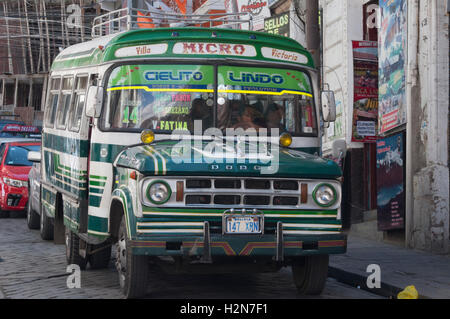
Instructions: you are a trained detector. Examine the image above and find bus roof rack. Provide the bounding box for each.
[92,7,254,38]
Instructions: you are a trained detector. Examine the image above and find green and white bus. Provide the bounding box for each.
[38,10,346,298]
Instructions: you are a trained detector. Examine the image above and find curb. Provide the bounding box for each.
[328,266,430,299]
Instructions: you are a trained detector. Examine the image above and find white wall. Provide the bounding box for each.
[320,0,367,154]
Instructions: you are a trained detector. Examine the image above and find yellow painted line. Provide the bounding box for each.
[219,89,313,97]
[107,86,213,93]
[107,86,312,97]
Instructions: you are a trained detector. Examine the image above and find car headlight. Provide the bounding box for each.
[3,177,27,188]
[313,184,337,207]
[147,181,171,205]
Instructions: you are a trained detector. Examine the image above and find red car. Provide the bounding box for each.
[0,140,40,218]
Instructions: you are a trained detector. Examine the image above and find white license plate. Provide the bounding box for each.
[225,216,261,234]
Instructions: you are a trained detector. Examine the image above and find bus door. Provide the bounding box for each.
[65,74,90,232]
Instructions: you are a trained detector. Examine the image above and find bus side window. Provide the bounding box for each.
[68,75,88,132]
[44,77,61,128]
[56,76,74,129]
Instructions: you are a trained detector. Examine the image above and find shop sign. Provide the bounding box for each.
[376,132,405,231]
[264,12,290,37]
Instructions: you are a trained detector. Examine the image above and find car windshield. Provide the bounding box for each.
[102,64,317,136]
[4,145,40,166]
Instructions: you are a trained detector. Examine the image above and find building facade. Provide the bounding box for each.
[319,0,449,253]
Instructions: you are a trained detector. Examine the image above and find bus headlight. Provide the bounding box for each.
[313,184,337,207]
[147,181,171,205]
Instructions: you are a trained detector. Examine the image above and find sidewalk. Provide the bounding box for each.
[328,234,450,299]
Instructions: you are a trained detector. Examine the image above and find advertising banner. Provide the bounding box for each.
[236,0,271,31]
[264,12,290,37]
[376,132,405,231]
[378,0,407,134]
[351,41,378,143]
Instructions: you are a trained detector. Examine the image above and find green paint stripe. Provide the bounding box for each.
[89,187,104,195]
[283,227,342,231]
[137,226,204,230]
[137,217,341,225]
[64,215,79,226]
[43,132,89,158]
[89,180,106,187]
[54,171,88,188]
[88,194,102,207]
[53,152,87,176]
[87,215,108,233]
[90,175,108,180]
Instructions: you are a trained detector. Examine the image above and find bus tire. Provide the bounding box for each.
[115,215,149,299]
[89,243,112,269]
[292,254,329,295]
[27,198,40,229]
[40,205,54,241]
[65,228,87,270]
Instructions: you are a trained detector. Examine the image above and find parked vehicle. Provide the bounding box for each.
[26,158,41,230]
[0,141,40,218]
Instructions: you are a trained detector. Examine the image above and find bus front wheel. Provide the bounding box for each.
[115,215,149,299]
[291,254,329,295]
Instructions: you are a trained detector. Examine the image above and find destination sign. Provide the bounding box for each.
[115,44,168,58]
[261,47,308,64]
[173,42,257,57]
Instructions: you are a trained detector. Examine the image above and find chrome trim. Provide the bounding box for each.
[140,177,341,211]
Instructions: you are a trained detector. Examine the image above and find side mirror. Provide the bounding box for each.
[85,86,103,118]
[321,90,337,122]
[27,151,41,163]
[332,139,347,159]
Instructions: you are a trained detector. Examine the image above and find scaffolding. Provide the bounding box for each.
[0,0,250,126]
[0,0,103,126]
[91,6,252,37]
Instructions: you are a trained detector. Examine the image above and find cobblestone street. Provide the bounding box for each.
[0,218,383,299]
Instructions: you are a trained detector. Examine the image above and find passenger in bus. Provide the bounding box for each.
[265,103,285,130]
[189,98,213,131]
[250,101,267,127]
[232,105,263,130]
[230,100,244,123]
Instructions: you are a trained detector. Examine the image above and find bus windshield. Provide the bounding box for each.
[217,66,317,136]
[103,64,317,136]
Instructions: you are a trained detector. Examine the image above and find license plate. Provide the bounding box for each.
[225,215,262,234]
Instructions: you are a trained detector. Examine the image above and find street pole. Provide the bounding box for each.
[304,0,320,69]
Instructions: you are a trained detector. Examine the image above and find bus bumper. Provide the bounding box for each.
[129,223,347,259]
